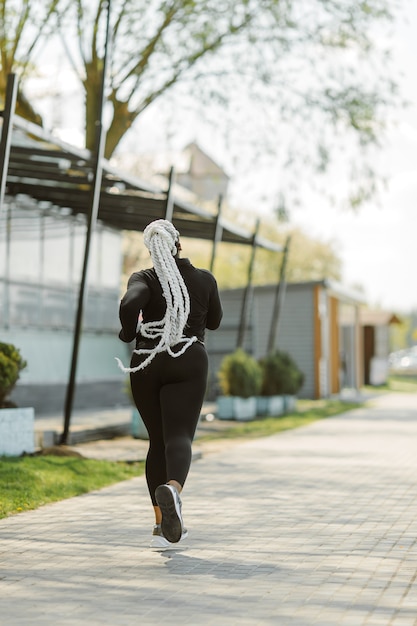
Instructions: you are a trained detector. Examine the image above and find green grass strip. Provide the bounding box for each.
[198,399,361,442]
[0,456,144,520]
[385,376,417,393]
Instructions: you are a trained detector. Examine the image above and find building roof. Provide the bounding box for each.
[4,116,282,253]
[183,142,230,179]
[360,309,402,326]
[224,279,366,306]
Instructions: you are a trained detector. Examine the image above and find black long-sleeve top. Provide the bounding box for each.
[119,257,223,346]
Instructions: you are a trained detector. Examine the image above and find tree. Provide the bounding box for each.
[60,0,267,157]
[57,0,401,206]
[0,0,68,123]
[120,217,343,293]
[0,1,403,207]
[210,227,342,289]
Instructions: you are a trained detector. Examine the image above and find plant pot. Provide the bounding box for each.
[217,396,257,421]
[216,396,235,420]
[234,397,257,421]
[131,408,149,440]
[0,407,35,456]
[283,395,297,413]
[257,395,285,417]
[256,396,269,417]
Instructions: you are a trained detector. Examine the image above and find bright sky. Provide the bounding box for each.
[285,4,417,314]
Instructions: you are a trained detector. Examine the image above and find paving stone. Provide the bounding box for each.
[2,392,417,624]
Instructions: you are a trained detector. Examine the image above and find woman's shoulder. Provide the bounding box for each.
[197,267,218,281]
[177,258,219,288]
[140,267,158,280]
[191,266,220,290]
[128,267,157,286]
[196,267,216,280]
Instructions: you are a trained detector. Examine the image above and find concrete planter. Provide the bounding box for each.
[283,395,297,413]
[256,395,285,417]
[0,407,35,456]
[131,408,149,440]
[217,396,257,421]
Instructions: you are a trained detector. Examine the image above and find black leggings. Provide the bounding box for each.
[130,342,208,506]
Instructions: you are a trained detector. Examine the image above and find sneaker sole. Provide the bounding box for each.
[150,530,189,551]
[155,485,183,543]
[150,535,170,549]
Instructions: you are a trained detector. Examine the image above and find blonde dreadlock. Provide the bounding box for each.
[116,220,197,373]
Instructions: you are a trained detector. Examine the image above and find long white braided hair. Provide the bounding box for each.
[116,219,197,373]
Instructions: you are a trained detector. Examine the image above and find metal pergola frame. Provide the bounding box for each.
[2,115,282,252]
[1,70,285,442]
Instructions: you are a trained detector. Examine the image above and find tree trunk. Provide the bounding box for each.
[84,61,104,152]
[104,100,135,159]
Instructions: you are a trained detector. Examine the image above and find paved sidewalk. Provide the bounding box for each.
[1,393,417,625]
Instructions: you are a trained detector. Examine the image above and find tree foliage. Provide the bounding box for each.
[0,0,68,122]
[0,342,27,408]
[193,218,342,289]
[120,217,343,294]
[0,0,403,206]
[259,350,305,396]
[59,0,401,207]
[218,348,263,398]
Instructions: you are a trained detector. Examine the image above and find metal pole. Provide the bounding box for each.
[38,210,45,326]
[0,73,18,212]
[61,0,112,444]
[165,166,175,222]
[209,195,223,273]
[267,235,291,353]
[236,219,260,349]
[2,204,12,327]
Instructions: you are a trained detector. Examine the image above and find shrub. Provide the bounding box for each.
[259,350,304,396]
[0,342,27,408]
[218,349,262,398]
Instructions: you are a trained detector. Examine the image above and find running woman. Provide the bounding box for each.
[117,219,223,549]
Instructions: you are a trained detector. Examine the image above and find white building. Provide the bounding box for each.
[1,195,126,413]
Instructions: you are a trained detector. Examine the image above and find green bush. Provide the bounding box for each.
[218,349,262,398]
[0,342,27,408]
[259,350,304,396]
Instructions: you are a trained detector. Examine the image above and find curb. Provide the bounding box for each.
[35,422,132,448]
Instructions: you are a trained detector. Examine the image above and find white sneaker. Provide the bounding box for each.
[155,483,184,543]
[150,524,188,550]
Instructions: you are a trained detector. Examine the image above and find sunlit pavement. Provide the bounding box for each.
[1,392,417,625]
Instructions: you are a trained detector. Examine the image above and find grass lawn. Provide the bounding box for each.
[385,376,417,393]
[0,398,362,520]
[0,456,145,520]
[197,399,361,442]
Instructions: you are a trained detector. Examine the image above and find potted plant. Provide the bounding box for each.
[257,350,285,416]
[258,350,304,415]
[217,348,262,420]
[0,342,35,456]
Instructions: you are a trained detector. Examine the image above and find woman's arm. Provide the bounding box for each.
[206,277,223,330]
[119,273,150,342]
